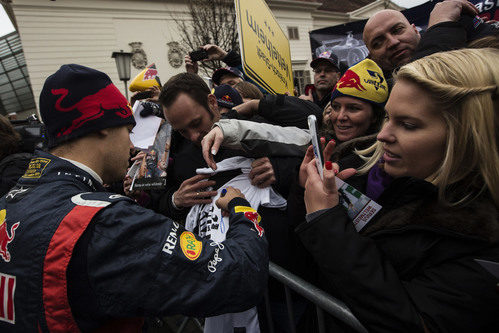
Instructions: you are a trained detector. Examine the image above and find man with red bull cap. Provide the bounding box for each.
[0,64,268,332]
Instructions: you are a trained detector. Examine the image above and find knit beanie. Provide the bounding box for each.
[40,64,136,148]
[331,59,388,107]
[213,84,243,109]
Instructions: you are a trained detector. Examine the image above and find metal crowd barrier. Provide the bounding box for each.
[266,262,368,333]
[171,261,367,333]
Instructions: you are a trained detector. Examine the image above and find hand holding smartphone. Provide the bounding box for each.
[189,49,209,62]
[304,84,315,96]
[307,115,324,180]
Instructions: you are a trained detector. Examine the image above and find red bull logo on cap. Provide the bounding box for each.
[51,84,133,137]
[337,69,366,92]
[319,51,332,59]
[0,210,20,263]
[180,231,203,261]
[143,66,158,81]
[221,95,232,103]
[234,206,264,237]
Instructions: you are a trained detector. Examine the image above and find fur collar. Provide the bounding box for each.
[362,179,499,243]
[331,133,377,161]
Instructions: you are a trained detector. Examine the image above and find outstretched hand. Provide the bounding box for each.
[201,44,228,61]
[250,157,276,188]
[428,0,479,28]
[185,54,199,74]
[299,138,335,188]
[304,159,356,214]
[233,100,259,117]
[201,126,224,170]
[173,174,218,208]
[216,186,246,212]
[299,139,356,213]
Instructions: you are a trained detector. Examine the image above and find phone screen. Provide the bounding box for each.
[307,115,324,180]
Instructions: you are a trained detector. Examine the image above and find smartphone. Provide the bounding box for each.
[304,84,315,96]
[189,49,209,62]
[307,115,324,180]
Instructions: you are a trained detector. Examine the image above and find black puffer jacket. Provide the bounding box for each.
[298,177,499,332]
[0,152,32,197]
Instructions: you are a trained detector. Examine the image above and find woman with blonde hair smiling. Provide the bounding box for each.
[298,48,499,332]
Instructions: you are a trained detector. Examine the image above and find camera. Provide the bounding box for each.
[11,114,47,152]
[139,101,164,119]
[189,49,209,62]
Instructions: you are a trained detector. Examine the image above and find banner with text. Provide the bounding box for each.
[235,0,294,95]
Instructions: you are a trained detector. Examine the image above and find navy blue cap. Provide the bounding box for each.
[212,67,244,85]
[310,51,340,71]
[213,84,243,109]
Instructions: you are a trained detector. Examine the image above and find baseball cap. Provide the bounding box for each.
[212,67,244,86]
[213,84,243,109]
[310,51,340,71]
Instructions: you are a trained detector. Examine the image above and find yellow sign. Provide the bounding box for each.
[235,0,293,95]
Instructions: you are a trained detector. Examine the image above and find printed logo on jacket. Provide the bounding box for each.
[180,232,202,260]
[234,206,264,237]
[0,272,16,324]
[0,210,20,263]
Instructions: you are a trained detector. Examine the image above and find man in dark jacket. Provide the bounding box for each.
[154,73,301,221]
[299,51,341,109]
[156,72,306,330]
[0,64,268,332]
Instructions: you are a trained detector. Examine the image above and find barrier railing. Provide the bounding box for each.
[266,262,368,333]
[171,261,367,333]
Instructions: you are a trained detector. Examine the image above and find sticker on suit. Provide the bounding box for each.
[234,206,264,237]
[0,272,16,324]
[180,232,203,260]
[22,158,51,179]
[0,210,20,263]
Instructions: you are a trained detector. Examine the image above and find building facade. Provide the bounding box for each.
[5,0,401,113]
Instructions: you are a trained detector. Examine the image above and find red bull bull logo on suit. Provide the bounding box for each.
[234,206,264,237]
[0,210,20,263]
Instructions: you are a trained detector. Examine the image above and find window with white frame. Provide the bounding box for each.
[287,27,299,40]
[293,70,311,95]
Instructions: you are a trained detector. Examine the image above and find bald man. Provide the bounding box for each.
[363,1,484,74]
[363,9,421,73]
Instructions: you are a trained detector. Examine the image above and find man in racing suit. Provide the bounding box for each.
[0,64,268,332]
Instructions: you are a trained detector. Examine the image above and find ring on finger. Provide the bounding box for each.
[196,192,200,197]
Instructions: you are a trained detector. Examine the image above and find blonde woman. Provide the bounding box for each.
[298,48,499,331]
